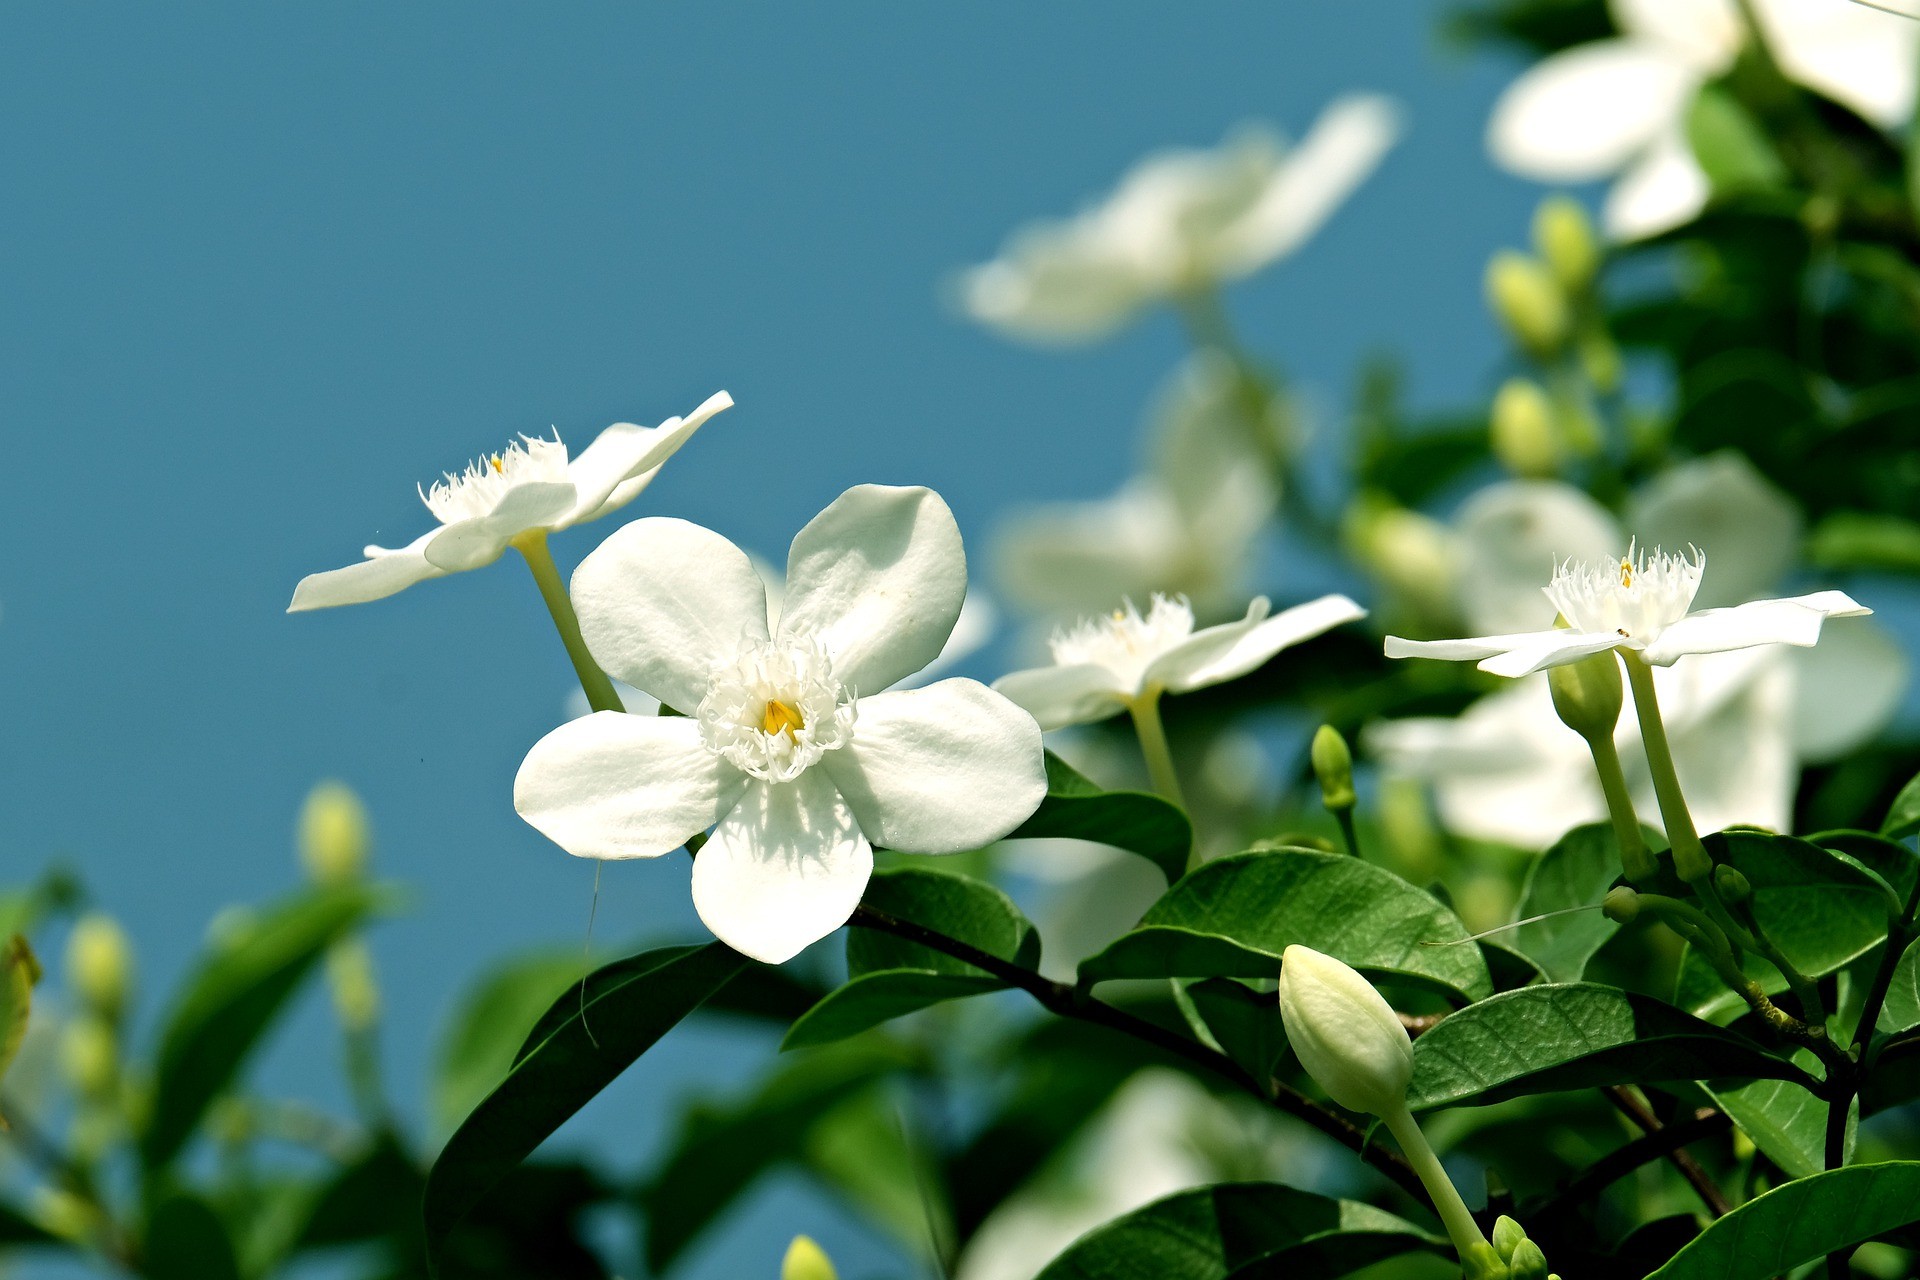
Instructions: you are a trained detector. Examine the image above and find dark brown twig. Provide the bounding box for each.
[1603,1087,1732,1217]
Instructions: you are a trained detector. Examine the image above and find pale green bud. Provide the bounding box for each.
[30,1188,99,1244]
[1713,865,1752,905]
[299,781,371,886]
[1548,647,1623,745]
[1579,332,1622,395]
[327,940,381,1033]
[1532,197,1599,294]
[1277,945,1412,1117]
[65,915,132,1017]
[61,1016,117,1098]
[1485,251,1569,357]
[1490,379,1560,478]
[1311,725,1356,813]
[1345,497,1458,618]
[1509,1239,1551,1280]
[1602,886,1640,924]
[782,1235,837,1280]
[1492,1215,1526,1262]
[1462,1241,1510,1280]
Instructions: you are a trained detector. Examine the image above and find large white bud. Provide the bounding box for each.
[1277,944,1413,1117]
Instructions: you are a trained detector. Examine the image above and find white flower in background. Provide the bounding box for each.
[995,356,1277,620]
[1488,0,1918,239]
[289,392,733,611]
[514,485,1047,964]
[1372,461,1906,845]
[960,96,1400,343]
[994,593,1365,731]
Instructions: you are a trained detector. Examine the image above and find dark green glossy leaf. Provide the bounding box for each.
[1509,824,1656,983]
[1647,1162,1920,1278]
[1080,849,1490,1001]
[1407,984,1802,1111]
[141,885,378,1172]
[1882,771,1920,841]
[1184,978,1287,1084]
[1875,936,1920,1036]
[433,951,592,1135]
[1007,751,1190,883]
[1033,1181,1446,1279]
[146,1194,241,1280]
[783,970,1001,1050]
[424,943,748,1264]
[1704,1053,1837,1180]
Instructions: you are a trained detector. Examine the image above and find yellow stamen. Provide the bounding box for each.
[1620,558,1633,588]
[761,699,805,739]
[489,454,505,474]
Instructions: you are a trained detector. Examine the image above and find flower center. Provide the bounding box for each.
[1048,594,1196,690]
[697,635,856,783]
[1542,543,1704,644]
[420,433,570,524]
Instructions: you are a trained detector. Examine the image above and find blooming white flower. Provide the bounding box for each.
[1385,542,1867,678]
[1277,945,1413,1118]
[993,592,1365,732]
[513,485,1047,964]
[1488,0,1918,239]
[959,96,1399,343]
[288,391,733,611]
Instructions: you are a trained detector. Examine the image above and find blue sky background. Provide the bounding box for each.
[0,4,1542,1275]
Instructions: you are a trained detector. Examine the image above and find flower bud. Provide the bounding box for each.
[1311,725,1356,813]
[1602,886,1640,924]
[1492,1214,1526,1262]
[1485,251,1569,357]
[65,915,131,1018]
[1579,332,1622,395]
[782,1236,837,1280]
[1532,197,1599,295]
[1509,1238,1551,1280]
[1713,864,1752,905]
[1548,647,1622,745]
[1490,379,1560,478]
[61,1016,117,1099]
[299,781,371,886]
[1277,945,1412,1117]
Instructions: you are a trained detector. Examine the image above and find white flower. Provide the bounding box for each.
[1487,0,1917,239]
[288,391,733,611]
[1385,542,1868,678]
[959,96,1399,343]
[995,356,1277,620]
[513,485,1047,964]
[993,592,1365,731]
[1277,945,1413,1118]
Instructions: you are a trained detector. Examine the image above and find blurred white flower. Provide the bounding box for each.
[289,392,732,611]
[995,356,1277,620]
[995,592,1364,731]
[960,96,1399,343]
[514,485,1046,964]
[1488,0,1917,239]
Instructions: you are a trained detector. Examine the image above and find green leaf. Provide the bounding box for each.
[0,935,39,1111]
[1406,983,1803,1111]
[1032,1182,1447,1279]
[1508,824,1653,983]
[1080,848,1491,1002]
[0,1198,59,1247]
[1882,770,1920,841]
[1184,978,1287,1084]
[1008,751,1191,883]
[638,1042,914,1271]
[423,942,748,1264]
[145,1194,241,1280]
[1686,83,1787,193]
[432,951,593,1135]
[140,885,377,1172]
[1704,1056,1838,1180]
[1875,936,1920,1036]
[1809,512,1920,575]
[1646,1162,1920,1278]
[784,867,1039,1050]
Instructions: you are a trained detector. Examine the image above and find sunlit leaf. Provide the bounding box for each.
[1646,1162,1920,1278]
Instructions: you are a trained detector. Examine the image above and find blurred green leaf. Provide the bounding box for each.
[1008,751,1190,883]
[1687,84,1788,194]
[1509,824,1658,983]
[146,1194,241,1280]
[1080,848,1491,1001]
[140,884,378,1172]
[0,1199,59,1247]
[1031,1182,1447,1279]
[1808,512,1920,575]
[1406,984,1803,1111]
[1646,1162,1920,1278]
[423,942,747,1265]
[433,951,592,1134]
[0,935,39,1113]
[1184,978,1287,1084]
[638,1041,916,1272]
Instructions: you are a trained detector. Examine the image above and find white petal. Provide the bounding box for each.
[1754,0,1918,127]
[1488,40,1695,181]
[823,678,1046,854]
[1147,594,1366,693]
[1479,631,1627,678]
[690,771,873,965]
[1640,592,1870,665]
[993,484,1197,618]
[1214,93,1400,277]
[1654,654,1797,833]
[956,237,1154,345]
[1384,628,1568,664]
[288,532,445,611]
[572,518,771,715]
[1604,128,1710,240]
[778,485,967,694]
[420,481,580,572]
[991,663,1133,731]
[1625,451,1801,609]
[1454,481,1621,634]
[901,592,998,688]
[561,391,734,526]
[513,713,746,860]
[1612,0,1742,67]
[1787,618,1909,762]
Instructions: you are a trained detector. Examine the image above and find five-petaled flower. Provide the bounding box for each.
[288,391,733,611]
[1384,543,1868,678]
[513,484,1049,964]
[994,592,1365,730]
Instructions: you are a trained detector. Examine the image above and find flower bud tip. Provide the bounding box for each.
[1311,724,1356,812]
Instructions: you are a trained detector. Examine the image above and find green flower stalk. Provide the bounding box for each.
[1548,647,1653,883]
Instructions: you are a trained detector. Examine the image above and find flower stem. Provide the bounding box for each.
[1128,691,1187,813]
[1620,654,1710,885]
[1381,1103,1497,1275]
[1333,807,1363,860]
[515,531,624,715]
[1584,732,1653,883]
